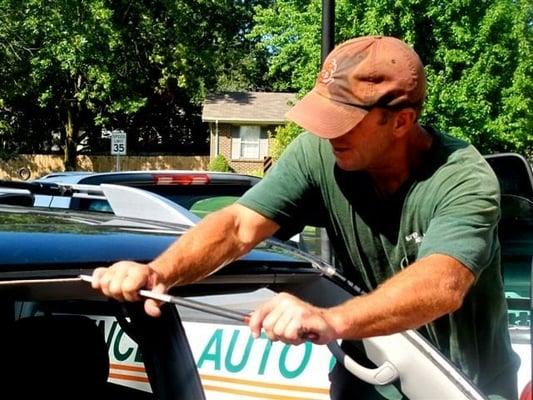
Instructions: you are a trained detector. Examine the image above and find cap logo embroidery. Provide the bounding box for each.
[319,59,337,85]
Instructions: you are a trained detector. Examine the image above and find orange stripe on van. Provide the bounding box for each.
[109,372,149,383]
[108,363,329,396]
[110,363,146,373]
[203,384,321,400]
[201,374,329,395]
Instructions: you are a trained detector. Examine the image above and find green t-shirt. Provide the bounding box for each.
[238,130,519,399]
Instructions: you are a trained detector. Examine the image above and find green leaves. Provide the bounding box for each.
[0,0,529,163]
[253,0,532,156]
[0,0,273,165]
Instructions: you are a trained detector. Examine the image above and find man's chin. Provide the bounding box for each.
[335,160,359,171]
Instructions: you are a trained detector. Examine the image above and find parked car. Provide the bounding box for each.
[484,153,532,396]
[35,170,260,218]
[33,169,311,251]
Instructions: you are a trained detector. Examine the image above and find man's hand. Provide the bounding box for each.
[248,292,338,345]
[91,262,167,317]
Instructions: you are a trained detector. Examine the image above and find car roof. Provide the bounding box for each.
[38,171,96,183]
[0,205,183,269]
[0,179,203,225]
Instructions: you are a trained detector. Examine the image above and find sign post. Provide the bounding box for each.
[110,130,127,171]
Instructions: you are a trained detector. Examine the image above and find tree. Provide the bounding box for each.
[252,0,532,156]
[0,0,149,169]
[102,0,274,155]
[0,0,273,168]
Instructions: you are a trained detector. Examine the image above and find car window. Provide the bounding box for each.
[137,184,252,210]
[5,299,155,399]
[80,198,114,213]
[71,184,253,216]
[189,196,240,218]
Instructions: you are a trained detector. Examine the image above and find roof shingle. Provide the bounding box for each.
[202,92,297,124]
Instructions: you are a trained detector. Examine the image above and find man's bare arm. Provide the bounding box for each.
[328,254,475,339]
[249,254,475,344]
[92,203,279,316]
[151,203,280,286]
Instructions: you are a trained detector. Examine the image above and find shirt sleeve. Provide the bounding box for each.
[417,153,501,277]
[237,134,320,236]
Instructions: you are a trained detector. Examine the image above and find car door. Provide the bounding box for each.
[485,153,533,396]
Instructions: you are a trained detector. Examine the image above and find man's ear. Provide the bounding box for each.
[393,108,417,137]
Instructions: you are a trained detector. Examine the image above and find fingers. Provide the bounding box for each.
[144,299,162,318]
[249,293,333,345]
[91,262,165,317]
[249,297,276,339]
[144,283,166,318]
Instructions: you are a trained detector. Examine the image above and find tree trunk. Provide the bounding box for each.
[64,107,78,171]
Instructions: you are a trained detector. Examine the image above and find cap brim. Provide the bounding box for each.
[286,90,368,139]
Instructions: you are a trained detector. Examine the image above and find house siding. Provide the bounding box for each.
[203,92,294,175]
[209,123,277,174]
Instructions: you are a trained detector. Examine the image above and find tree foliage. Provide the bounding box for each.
[0,0,272,169]
[0,0,529,165]
[252,0,532,156]
[271,122,303,160]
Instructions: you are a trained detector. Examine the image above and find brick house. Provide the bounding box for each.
[202,92,296,174]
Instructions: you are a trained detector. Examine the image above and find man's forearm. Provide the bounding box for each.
[149,204,279,288]
[327,254,475,339]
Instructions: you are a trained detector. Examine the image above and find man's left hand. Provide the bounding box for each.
[248,292,337,345]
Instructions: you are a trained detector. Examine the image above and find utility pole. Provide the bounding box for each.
[321,0,335,66]
[320,0,335,263]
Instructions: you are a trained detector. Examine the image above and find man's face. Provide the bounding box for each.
[328,108,396,171]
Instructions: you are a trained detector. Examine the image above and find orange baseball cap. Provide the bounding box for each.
[286,36,426,139]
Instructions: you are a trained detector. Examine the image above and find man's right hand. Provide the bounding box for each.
[91,262,167,317]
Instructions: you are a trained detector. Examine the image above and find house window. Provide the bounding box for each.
[240,126,260,159]
[231,125,268,160]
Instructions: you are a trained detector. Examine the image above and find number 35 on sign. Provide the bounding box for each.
[111,130,127,155]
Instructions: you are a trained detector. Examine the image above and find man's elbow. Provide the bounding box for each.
[444,289,467,313]
[223,204,279,253]
[440,273,475,313]
[420,254,475,314]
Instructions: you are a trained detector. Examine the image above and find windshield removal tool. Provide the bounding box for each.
[79,274,249,322]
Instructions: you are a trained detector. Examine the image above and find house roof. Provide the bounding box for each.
[202,92,297,124]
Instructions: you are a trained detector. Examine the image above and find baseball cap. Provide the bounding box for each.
[286,36,426,139]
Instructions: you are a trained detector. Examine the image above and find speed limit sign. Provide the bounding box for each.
[111,130,127,155]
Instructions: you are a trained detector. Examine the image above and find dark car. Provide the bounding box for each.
[35,170,260,217]
[485,153,533,394]
[0,204,326,399]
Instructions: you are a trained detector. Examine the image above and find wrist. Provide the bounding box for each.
[147,261,175,288]
[322,307,346,340]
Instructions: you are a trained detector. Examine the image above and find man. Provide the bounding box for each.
[92,36,519,398]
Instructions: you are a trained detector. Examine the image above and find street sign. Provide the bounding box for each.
[111,130,127,155]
